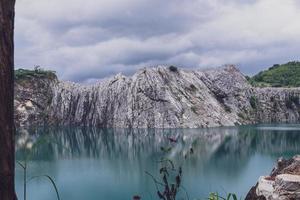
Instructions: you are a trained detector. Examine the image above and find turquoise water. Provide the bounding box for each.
[15,125,300,200]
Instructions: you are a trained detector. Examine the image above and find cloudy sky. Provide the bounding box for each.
[15,0,300,82]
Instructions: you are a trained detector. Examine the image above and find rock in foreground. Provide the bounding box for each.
[246,155,300,200]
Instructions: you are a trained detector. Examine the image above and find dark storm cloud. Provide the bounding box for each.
[15,0,300,81]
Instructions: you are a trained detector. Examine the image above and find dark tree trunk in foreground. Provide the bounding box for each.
[0,0,17,199]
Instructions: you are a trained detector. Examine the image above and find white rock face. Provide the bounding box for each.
[246,155,300,200]
[256,176,274,199]
[14,65,300,128]
[273,174,300,200]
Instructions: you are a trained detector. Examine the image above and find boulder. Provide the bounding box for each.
[246,155,300,200]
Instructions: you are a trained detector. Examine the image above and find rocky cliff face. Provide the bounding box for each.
[14,65,300,128]
[14,74,56,127]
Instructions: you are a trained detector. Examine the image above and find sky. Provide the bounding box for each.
[15,0,300,82]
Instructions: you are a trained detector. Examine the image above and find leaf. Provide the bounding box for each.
[16,160,25,170]
[227,193,238,200]
[28,175,61,200]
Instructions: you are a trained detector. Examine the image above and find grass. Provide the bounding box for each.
[140,137,240,200]
[16,135,61,200]
[207,193,238,200]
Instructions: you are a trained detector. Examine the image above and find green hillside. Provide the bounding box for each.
[249,61,300,87]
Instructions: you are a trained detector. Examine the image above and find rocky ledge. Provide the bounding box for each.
[14,65,300,128]
[246,155,300,200]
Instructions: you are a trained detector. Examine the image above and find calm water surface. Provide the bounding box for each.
[15,125,300,200]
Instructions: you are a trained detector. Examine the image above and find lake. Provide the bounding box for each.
[15,124,300,200]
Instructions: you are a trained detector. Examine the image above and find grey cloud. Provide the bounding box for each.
[15,0,300,82]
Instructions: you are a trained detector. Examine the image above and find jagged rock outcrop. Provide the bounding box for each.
[14,65,300,128]
[14,74,56,126]
[245,155,300,200]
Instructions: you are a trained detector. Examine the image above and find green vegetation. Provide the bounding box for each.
[189,84,197,92]
[144,139,188,200]
[208,193,238,200]
[224,105,232,113]
[169,65,178,72]
[237,112,246,120]
[17,135,61,200]
[15,66,56,80]
[142,139,240,200]
[249,61,300,87]
[285,95,300,109]
[249,96,257,109]
[191,105,198,114]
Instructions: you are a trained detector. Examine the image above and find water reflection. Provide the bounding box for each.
[15,125,300,199]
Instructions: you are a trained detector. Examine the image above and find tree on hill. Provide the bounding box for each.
[250,61,300,87]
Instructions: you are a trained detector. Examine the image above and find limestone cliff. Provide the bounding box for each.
[14,65,300,128]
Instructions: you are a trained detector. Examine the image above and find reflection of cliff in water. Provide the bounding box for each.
[213,126,300,158]
[16,127,236,160]
[207,125,300,175]
[16,125,300,176]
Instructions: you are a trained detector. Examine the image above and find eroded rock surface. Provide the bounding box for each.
[246,155,300,200]
[14,65,300,128]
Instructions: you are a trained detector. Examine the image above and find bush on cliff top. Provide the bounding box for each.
[249,61,300,87]
[169,65,178,72]
[15,66,57,80]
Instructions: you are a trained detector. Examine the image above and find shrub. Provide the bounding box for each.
[290,95,300,105]
[269,64,280,70]
[286,95,300,109]
[15,67,57,80]
[191,106,198,114]
[169,65,178,72]
[237,112,246,119]
[224,105,232,113]
[250,96,257,109]
[286,98,293,109]
[271,83,283,87]
[189,84,197,92]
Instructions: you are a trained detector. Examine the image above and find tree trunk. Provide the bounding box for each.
[0,0,17,199]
